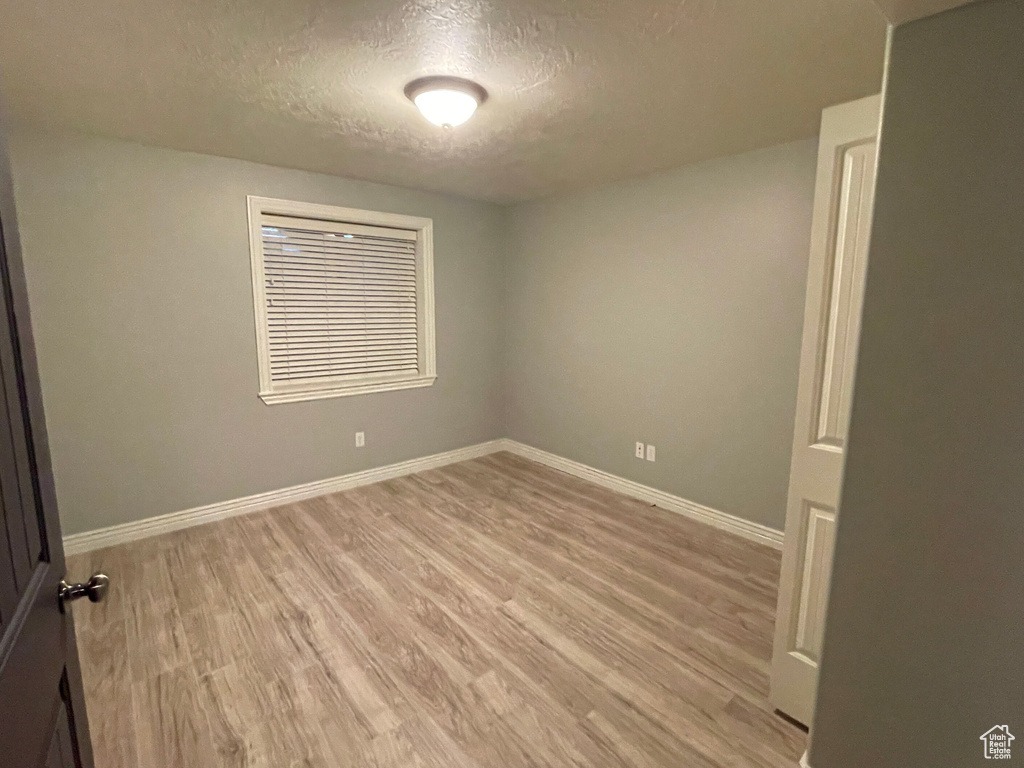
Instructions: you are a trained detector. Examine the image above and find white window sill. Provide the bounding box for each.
[259,375,436,405]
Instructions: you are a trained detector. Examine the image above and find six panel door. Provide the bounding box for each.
[770,94,881,726]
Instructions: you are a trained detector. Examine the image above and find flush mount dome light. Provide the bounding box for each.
[405,76,487,128]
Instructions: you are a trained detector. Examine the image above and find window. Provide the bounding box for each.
[247,196,436,404]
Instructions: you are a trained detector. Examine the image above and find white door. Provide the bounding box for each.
[770,94,881,726]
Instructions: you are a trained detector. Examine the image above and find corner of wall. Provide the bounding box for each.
[497,199,518,442]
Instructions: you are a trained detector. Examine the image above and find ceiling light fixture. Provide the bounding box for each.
[405,76,487,128]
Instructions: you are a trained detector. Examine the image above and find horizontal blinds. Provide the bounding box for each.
[261,219,420,384]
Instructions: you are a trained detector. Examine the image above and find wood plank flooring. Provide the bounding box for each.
[67,452,806,768]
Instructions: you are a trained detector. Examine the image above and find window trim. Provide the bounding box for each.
[247,196,436,404]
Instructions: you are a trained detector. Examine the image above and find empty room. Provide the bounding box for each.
[0,1,1020,767]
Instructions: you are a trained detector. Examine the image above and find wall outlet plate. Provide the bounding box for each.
[645,444,656,462]
[355,431,365,447]
[635,442,645,459]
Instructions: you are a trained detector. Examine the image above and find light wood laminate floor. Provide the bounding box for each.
[67,452,806,768]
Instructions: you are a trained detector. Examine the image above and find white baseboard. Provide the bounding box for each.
[498,439,784,549]
[62,440,506,555]
[63,437,784,555]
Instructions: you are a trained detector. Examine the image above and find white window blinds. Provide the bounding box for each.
[248,198,436,404]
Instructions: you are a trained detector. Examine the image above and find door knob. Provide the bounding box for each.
[60,574,110,605]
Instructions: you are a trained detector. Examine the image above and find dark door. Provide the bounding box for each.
[0,106,96,766]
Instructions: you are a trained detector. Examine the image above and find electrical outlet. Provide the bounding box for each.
[645,444,656,462]
[635,442,645,459]
[355,431,365,448]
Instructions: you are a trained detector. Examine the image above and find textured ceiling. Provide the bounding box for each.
[874,0,976,22]
[0,0,887,203]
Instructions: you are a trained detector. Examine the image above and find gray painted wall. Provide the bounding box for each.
[811,2,1024,765]
[503,140,818,530]
[8,129,505,535]
[9,129,819,537]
